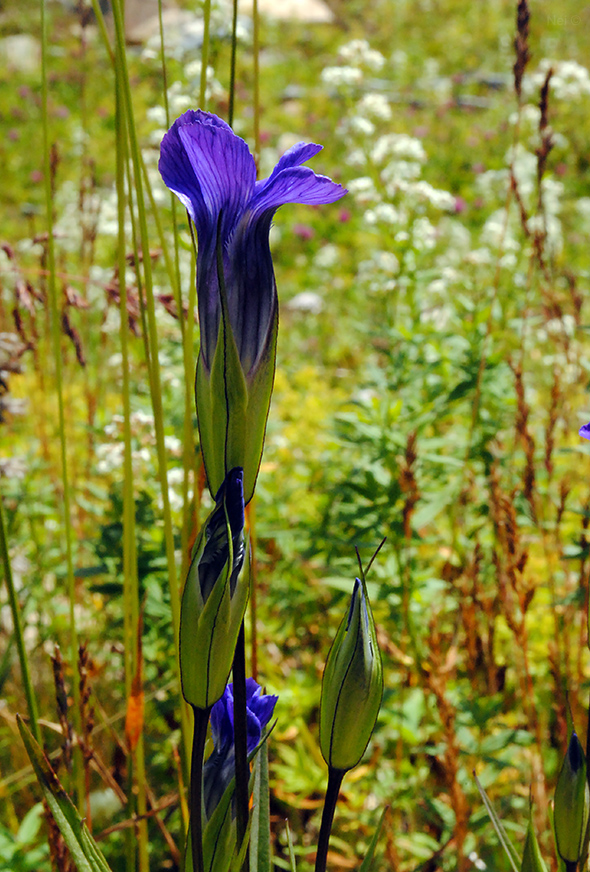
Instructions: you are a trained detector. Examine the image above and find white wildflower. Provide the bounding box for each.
[412,216,437,250]
[358,92,391,120]
[348,115,376,136]
[364,203,399,225]
[165,435,183,456]
[346,148,367,168]
[321,65,363,88]
[338,39,384,70]
[371,133,426,165]
[411,181,455,211]
[348,176,378,204]
[287,292,323,314]
[314,244,340,269]
[465,247,492,266]
[526,59,590,101]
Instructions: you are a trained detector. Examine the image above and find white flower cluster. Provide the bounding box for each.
[525,58,590,102]
[357,249,399,294]
[365,203,401,226]
[337,39,385,71]
[357,92,392,121]
[321,65,363,88]
[371,133,427,165]
[347,176,378,204]
[321,39,385,94]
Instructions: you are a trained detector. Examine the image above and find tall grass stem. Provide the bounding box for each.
[110,0,192,772]
[0,498,41,742]
[40,0,84,810]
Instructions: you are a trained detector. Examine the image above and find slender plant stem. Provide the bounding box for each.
[246,501,258,681]
[228,0,239,127]
[190,706,211,872]
[88,0,114,63]
[114,42,150,872]
[252,0,260,164]
[156,0,196,591]
[0,498,41,742]
[315,768,345,872]
[233,623,250,870]
[40,0,84,810]
[110,0,191,772]
[199,0,212,108]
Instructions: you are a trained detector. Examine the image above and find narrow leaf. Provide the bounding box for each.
[17,716,113,872]
[285,820,297,872]
[521,819,549,872]
[250,737,271,872]
[359,806,388,872]
[474,773,520,872]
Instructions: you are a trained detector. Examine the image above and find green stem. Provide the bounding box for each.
[233,623,250,868]
[199,0,212,108]
[115,58,137,872]
[190,706,211,872]
[110,0,191,772]
[0,497,41,742]
[252,0,260,164]
[228,0,239,126]
[315,768,345,872]
[41,0,84,809]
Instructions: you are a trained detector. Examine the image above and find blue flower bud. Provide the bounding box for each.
[203,679,277,819]
[180,468,250,709]
[554,731,589,866]
[320,578,383,771]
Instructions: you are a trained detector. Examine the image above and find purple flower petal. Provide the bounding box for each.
[159,109,256,244]
[251,165,346,217]
[261,142,323,181]
[580,422,590,441]
[159,109,346,384]
[210,684,234,754]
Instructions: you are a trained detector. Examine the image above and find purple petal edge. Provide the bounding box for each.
[580,422,590,440]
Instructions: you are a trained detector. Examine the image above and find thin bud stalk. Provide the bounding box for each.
[315,768,345,872]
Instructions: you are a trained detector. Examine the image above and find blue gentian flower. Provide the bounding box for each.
[180,467,250,709]
[203,678,278,818]
[159,110,346,503]
[580,423,590,440]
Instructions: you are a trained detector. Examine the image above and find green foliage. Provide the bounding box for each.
[2,0,590,870]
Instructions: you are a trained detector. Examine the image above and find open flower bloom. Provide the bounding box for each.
[203,678,278,818]
[159,110,346,503]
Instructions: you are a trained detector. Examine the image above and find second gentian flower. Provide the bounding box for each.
[203,678,278,818]
[159,110,346,503]
[180,466,249,710]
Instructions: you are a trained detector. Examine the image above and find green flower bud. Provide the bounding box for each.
[320,578,383,771]
[196,299,277,507]
[554,731,590,867]
[180,468,250,710]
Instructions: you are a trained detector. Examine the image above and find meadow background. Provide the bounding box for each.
[2,0,590,870]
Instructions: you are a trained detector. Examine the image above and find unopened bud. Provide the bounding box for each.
[180,467,249,709]
[554,731,589,866]
[320,578,383,771]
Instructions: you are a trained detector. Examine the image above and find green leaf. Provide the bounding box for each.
[359,806,388,872]
[250,738,271,872]
[16,716,113,872]
[285,821,297,872]
[16,803,44,846]
[474,773,520,872]
[521,819,548,872]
